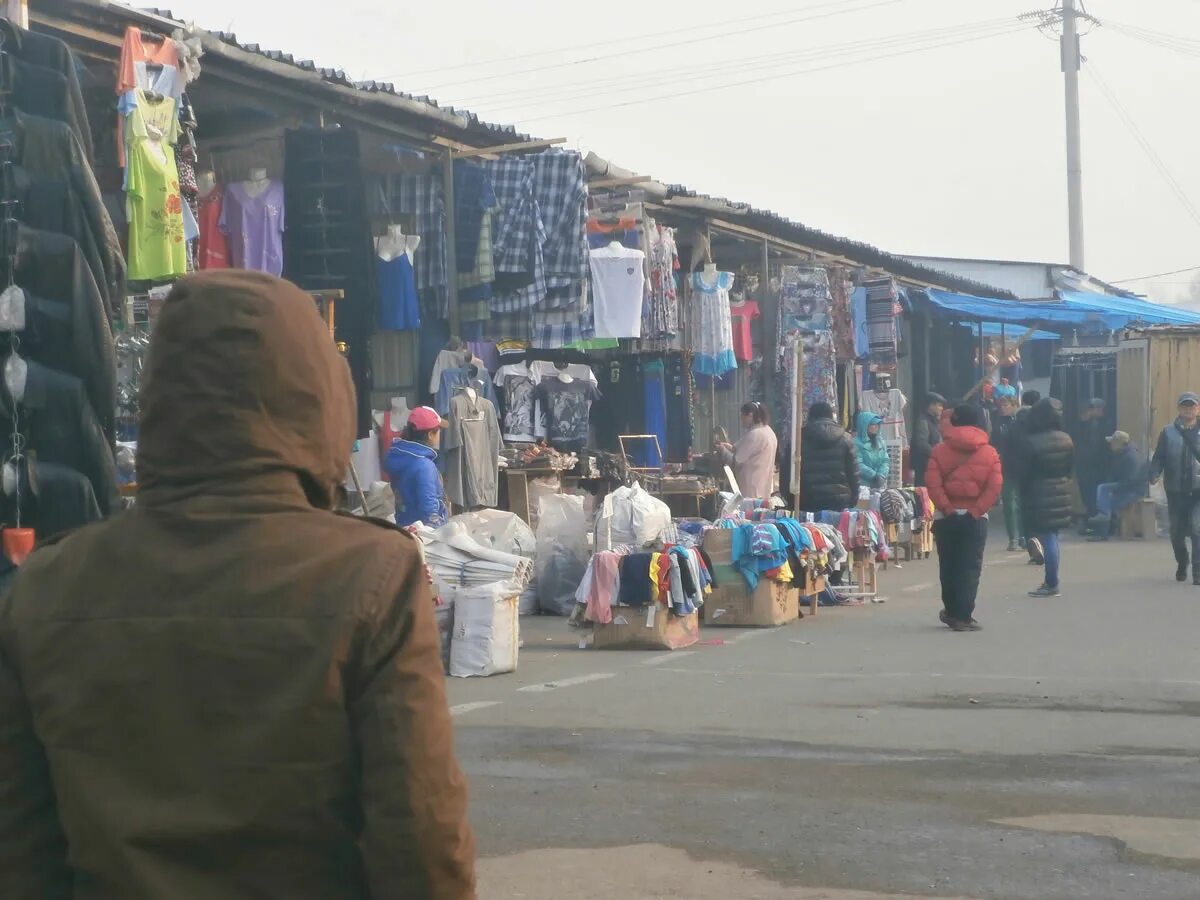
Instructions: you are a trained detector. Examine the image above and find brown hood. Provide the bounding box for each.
[137,270,355,508]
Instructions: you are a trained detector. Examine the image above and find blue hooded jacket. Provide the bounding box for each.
[385,439,448,527]
[855,410,891,487]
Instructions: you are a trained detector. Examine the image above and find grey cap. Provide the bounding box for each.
[1180,392,1200,406]
[1087,397,1106,409]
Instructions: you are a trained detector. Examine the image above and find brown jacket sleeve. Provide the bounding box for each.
[0,616,71,900]
[349,544,477,900]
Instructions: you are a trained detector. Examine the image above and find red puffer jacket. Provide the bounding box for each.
[925,424,1003,518]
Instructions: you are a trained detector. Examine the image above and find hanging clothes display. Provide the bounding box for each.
[827,267,857,361]
[493,361,538,442]
[691,269,737,377]
[729,297,760,363]
[196,184,229,270]
[860,386,908,490]
[644,221,680,339]
[376,231,421,331]
[220,179,286,276]
[435,365,497,417]
[0,28,122,561]
[533,376,601,450]
[864,276,899,366]
[589,242,645,339]
[122,90,187,281]
[442,390,502,509]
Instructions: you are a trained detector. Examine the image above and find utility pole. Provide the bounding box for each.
[1062,0,1085,271]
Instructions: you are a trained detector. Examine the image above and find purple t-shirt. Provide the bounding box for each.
[219,180,286,276]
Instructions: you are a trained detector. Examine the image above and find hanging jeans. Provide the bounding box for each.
[640,360,667,467]
[1038,531,1061,589]
[933,514,988,623]
[1001,482,1023,544]
[1166,492,1200,572]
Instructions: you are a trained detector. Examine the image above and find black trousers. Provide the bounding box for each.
[933,514,988,622]
[1166,492,1200,570]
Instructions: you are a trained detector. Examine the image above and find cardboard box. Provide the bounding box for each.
[704,577,799,627]
[593,608,700,651]
[702,528,734,565]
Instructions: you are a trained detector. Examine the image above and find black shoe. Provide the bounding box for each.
[939,609,950,626]
[1027,537,1045,565]
[1178,563,1188,583]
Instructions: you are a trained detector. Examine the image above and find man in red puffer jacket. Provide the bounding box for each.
[926,404,1003,632]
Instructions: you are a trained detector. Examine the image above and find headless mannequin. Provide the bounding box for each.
[197,170,217,198]
[0,285,25,332]
[376,223,421,262]
[703,261,718,277]
[241,167,271,199]
[554,360,573,384]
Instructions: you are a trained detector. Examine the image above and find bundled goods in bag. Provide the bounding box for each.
[594,483,671,551]
[448,584,519,678]
[535,493,589,616]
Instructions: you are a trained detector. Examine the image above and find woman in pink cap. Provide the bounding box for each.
[385,406,449,527]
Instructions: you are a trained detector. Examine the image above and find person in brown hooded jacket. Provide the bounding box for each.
[0,271,476,899]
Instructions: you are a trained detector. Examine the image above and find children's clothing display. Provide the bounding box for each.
[729,298,760,363]
[588,243,646,338]
[691,270,736,377]
[442,390,502,508]
[220,180,286,276]
[123,90,186,281]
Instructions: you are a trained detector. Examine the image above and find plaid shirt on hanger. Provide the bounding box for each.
[482,157,545,313]
[531,149,588,301]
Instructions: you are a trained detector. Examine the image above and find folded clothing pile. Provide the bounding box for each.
[417,519,534,594]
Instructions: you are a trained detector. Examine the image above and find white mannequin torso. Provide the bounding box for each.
[241,168,271,198]
[376,224,421,262]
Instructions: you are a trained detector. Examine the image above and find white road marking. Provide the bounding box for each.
[901,581,934,594]
[642,650,695,666]
[450,701,502,717]
[648,669,1200,687]
[518,672,616,693]
[728,629,771,644]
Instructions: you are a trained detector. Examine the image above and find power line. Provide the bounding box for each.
[393,0,850,78]
[1112,264,1200,284]
[1105,20,1200,57]
[518,22,1034,122]
[415,0,908,91]
[1085,64,1200,232]
[460,17,1019,110]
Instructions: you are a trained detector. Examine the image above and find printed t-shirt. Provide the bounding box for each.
[534,377,601,448]
[124,91,186,281]
[220,180,286,276]
[729,299,760,362]
[493,363,538,442]
[589,243,646,338]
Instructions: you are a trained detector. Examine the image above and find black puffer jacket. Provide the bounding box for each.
[1010,399,1075,533]
[799,417,859,512]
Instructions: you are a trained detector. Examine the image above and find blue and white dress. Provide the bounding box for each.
[691,270,737,377]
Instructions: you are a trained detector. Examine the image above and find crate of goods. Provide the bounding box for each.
[593,607,700,651]
[703,567,798,627]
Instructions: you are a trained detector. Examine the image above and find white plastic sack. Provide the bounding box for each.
[594,483,672,551]
[449,509,536,558]
[535,493,589,616]
[1149,480,1169,536]
[449,586,519,678]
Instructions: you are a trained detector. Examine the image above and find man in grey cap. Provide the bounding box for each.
[1150,392,1200,582]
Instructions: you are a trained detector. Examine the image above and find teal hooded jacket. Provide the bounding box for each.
[855,410,891,487]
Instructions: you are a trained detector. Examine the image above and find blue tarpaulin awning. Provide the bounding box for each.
[920,288,1200,331]
[977,323,1059,341]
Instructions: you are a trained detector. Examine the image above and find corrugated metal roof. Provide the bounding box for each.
[91,3,1010,299]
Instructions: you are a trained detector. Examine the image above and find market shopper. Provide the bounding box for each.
[1150,392,1200,583]
[926,404,1003,631]
[1073,397,1109,519]
[854,410,891,490]
[1011,397,1075,598]
[718,401,779,500]
[799,401,859,513]
[1087,431,1146,541]
[0,271,477,899]
[911,391,946,487]
[386,405,450,527]
[990,393,1024,551]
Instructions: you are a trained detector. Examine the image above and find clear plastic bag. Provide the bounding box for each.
[594,483,671,551]
[535,493,589,616]
[449,509,535,558]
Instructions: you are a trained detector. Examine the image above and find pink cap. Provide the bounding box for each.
[407,406,445,431]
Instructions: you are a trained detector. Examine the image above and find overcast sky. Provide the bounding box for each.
[164,0,1200,300]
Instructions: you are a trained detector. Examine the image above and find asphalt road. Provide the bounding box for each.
[447,529,1200,899]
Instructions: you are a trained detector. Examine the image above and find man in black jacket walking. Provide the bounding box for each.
[1010,398,1074,597]
[1150,392,1200,583]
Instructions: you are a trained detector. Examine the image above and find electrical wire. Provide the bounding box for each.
[414,0,908,91]
[1085,63,1200,232]
[459,16,1020,110]
[1104,19,1200,57]
[1112,264,1200,284]
[516,22,1035,123]
[391,0,863,78]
